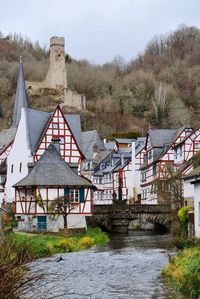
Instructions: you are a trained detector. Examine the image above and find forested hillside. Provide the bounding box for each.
[0,25,200,137]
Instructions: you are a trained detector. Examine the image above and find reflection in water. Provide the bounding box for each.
[22,231,186,299]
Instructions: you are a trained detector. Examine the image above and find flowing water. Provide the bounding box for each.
[23,231,186,299]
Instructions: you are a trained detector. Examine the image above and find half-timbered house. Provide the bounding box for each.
[140,125,193,204]
[14,144,94,231]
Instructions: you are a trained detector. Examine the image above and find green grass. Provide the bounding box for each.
[9,227,109,258]
[162,245,200,298]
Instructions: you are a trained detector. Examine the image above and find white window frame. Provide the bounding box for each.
[69,189,80,203]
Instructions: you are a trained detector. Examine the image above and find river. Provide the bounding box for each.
[23,231,186,299]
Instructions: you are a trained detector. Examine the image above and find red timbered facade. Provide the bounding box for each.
[35,105,84,165]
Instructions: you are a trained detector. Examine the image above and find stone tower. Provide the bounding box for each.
[44,36,67,89]
[26,36,86,111]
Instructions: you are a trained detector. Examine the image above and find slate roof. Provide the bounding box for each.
[0,127,17,153]
[93,150,112,165]
[82,130,104,159]
[148,128,177,148]
[25,108,50,153]
[14,144,93,187]
[104,141,115,150]
[135,137,146,155]
[12,60,28,126]
[66,114,82,151]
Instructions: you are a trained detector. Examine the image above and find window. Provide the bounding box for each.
[53,123,59,129]
[11,164,13,173]
[180,145,183,157]
[194,142,200,151]
[59,136,64,144]
[174,148,177,159]
[69,189,79,203]
[141,171,146,181]
[148,150,152,159]
[19,163,22,173]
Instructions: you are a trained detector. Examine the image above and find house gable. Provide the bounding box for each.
[35,105,84,164]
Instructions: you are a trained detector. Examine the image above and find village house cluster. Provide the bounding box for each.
[0,37,200,238]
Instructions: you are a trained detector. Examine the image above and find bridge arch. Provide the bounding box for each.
[91,204,172,234]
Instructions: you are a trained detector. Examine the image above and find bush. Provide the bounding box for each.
[78,236,94,249]
[0,236,36,299]
[56,239,76,252]
[178,206,193,223]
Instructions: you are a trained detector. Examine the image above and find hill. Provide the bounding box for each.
[0,25,200,137]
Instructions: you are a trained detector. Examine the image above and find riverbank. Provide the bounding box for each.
[0,227,109,298]
[10,227,109,258]
[162,242,200,298]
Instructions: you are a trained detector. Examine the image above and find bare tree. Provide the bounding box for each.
[49,195,75,229]
[151,82,169,126]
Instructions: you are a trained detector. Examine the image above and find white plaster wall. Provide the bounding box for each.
[18,214,87,231]
[184,181,194,199]
[194,183,200,238]
[5,109,33,202]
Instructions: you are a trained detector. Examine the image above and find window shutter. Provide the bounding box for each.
[80,188,84,203]
[64,187,69,196]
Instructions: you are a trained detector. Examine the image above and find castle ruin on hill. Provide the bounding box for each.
[26,36,86,110]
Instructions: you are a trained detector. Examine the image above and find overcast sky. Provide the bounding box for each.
[1,0,200,64]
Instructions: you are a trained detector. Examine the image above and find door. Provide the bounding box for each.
[37,216,47,230]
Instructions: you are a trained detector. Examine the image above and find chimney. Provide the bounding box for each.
[51,137,60,153]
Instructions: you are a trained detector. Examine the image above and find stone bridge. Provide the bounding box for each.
[89,203,172,233]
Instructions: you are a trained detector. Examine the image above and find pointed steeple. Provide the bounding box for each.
[12,57,28,126]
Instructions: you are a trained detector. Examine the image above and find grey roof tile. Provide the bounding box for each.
[149,128,178,147]
[14,144,93,187]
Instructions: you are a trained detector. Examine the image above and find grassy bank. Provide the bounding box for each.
[162,244,200,298]
[10,227,109,258]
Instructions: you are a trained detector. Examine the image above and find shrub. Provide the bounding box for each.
[178,206,193,223]
[56,239,76,252]
[0,236,37,299]
[78,236,94,249]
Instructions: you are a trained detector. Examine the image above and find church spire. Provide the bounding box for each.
[12,58,28,127]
